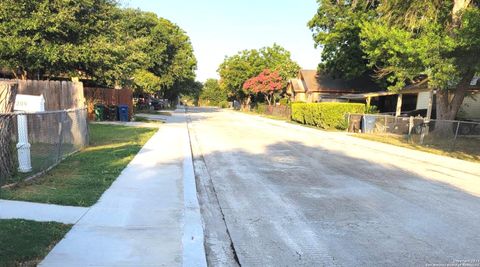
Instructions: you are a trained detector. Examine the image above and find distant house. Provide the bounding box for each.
[286,70,381,103]
[342,76,480,120]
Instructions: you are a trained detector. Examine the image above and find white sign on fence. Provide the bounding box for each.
[14,94,45,112]
[14,94,46,173]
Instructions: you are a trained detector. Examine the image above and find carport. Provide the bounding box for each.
[341,82,434,120]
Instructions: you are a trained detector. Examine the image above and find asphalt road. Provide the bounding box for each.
[187,107,480,267]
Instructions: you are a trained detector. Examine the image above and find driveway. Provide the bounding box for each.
[187,107,480,266]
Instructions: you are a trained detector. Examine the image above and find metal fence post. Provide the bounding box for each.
[452,121,460,151]
[408,116,414,141]
[384,115,387,135]
[56,111,65,163]
[346,113,350,132]
[420,118,429,145]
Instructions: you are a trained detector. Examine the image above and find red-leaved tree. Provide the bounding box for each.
[243,69,283,106]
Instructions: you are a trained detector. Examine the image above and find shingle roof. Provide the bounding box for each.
[298,70,381,94]
[287,78,306,93]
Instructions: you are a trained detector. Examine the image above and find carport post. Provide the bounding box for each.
[395,94,403,117]
[408,116,414,139]
[420,90,434,144]
[425,90,434,121]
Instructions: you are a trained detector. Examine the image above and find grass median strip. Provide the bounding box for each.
[0,124,157,206]
[0,219,71,267]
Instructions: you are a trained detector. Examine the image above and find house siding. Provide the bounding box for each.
[458,92,480,120]
[416,92,430,110]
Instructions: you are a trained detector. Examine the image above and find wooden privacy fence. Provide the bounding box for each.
[84,87,133,120]
[0,79,85,110]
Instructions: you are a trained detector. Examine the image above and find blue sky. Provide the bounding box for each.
[124,0,322,82]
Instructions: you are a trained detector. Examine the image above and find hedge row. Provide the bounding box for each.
[291,102,365,130]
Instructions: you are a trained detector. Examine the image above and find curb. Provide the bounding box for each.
[182,111,207,267]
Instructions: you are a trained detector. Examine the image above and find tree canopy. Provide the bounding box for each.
[217,44,300,103]
[243,69,283,106]
[308,0,378,79]
[199,79,228,106]
[309,0,480,120]
[0,0,197,100]
[0,0,118,80]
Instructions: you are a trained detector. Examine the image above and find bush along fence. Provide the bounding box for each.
[291,102,365,130]
[347,113,480,156]
[254,104,291,119]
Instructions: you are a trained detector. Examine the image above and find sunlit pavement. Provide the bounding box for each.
[188,107,480,266]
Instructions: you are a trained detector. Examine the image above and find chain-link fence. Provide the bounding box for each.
[0,108,89,186]
[347,113,480,156]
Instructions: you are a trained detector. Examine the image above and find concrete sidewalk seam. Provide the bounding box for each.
[0,199,89,224]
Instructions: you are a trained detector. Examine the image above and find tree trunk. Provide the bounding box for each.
[433,73,473,137]
[0,82,18,184]
[431,0,474,138]
[241,95,252,110]
[264,93,272,106]
[452,0,472,28]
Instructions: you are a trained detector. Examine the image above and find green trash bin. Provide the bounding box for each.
[94,104,106,121]
[106,105,118,121]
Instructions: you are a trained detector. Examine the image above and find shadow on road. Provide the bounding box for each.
[186,108,480,266]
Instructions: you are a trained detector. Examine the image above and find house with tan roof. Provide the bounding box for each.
[287,70,480,120]
[286,70,380,103]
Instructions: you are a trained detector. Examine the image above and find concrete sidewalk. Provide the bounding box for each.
[0,200,88,224]
[40,109,206,267]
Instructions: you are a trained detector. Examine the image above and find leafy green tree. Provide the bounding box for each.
[0,2,196,100]
[360,0,480,121]
[309,0,480,121]
[308,0,379,79]
[116,9,197,96]
[199,79,228,106]
[132,70,162,94]
[0,0,118,80]
[218,44,300,105]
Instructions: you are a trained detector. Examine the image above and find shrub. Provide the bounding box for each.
[199,79,228,106]
[219,100,229,108]
[365,105,379,114]
[278,98,289,106]
[291,102,365,130]
[255,103,267,114]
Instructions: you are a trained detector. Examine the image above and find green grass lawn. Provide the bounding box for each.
[0,219,71,267]
[5,143,75,186]
[0,124,157,206]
